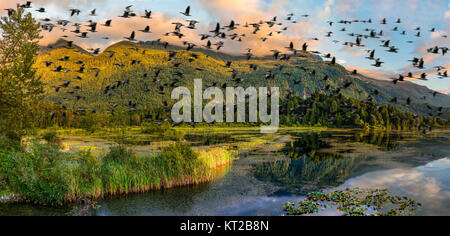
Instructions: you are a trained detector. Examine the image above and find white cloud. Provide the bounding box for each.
[438,86,450,95]
[340,158,450,216]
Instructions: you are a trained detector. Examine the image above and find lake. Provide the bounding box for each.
[1,130,449,216]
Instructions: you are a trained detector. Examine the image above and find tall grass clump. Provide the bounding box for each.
[0,142,233,205]
[99,143,233,195]
[0,149,11,197]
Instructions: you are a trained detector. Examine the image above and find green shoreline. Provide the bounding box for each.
[39,126,354,137]
[0,142,234,206]
[2,127,448,206]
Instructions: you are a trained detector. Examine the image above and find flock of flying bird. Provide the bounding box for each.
[3,2,449,131]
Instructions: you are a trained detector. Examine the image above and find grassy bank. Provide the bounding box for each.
[0,142,233,205]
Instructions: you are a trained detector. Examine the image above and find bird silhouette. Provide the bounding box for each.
[4,1,446,126]
[180,6,191,16]
[125,31,136,41]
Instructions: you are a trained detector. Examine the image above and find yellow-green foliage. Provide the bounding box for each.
[37,41,234,102]
[140,122,185,141]
[198,147,235,170]
[34,40,361,117]
[236,136,274,151]
[0,6,43,147]
[27,40,450,129]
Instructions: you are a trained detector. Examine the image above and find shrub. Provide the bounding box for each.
[102,145,134,164]
[1,142,233,205]
[42,130,59,144]
[78,114,104,133]
[2,142,71,205]
[0,131,22,151]
[157,143,198,179]
[160,143,198,163]
[141,122,169,134]
[140,122,185,141]
[0,150,10,195]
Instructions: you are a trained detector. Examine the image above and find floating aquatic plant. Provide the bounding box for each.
[67,198,100,216]
[283,188,422,216]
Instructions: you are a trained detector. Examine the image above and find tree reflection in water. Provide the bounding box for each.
[253,132,414,193]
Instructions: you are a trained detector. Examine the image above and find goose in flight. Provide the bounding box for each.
[225,20,238,31]
[181,6,191,16]
[20,1,32,9]
[102,20,112,27]
[143,10,152,19]
[70,9,81,17]
[125,31,136,41]
[5,8,16,17]
[140,26,151,33]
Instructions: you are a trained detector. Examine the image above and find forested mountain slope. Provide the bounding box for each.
[36,40,450,119]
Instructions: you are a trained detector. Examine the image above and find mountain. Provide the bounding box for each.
[40,39,89,54]
[35,40,450,118]
[136,40,324,61]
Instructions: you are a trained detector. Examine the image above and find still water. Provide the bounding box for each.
[1,131,449,216]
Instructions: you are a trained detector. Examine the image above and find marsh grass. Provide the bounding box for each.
[0,142,233,206]
[235,135,275,151]
[140,122,185,141]
[0,150,11,197]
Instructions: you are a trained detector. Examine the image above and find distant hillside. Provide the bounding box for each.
[40,39,89,54]
[137,40,324,62]
[35,39,450,118]
[357,74,450,108]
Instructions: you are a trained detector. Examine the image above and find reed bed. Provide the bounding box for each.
[0,142,234,206]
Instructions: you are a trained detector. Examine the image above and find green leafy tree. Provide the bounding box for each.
[331,100,338,113]
[0,5,43,147]
[353,114,363,127]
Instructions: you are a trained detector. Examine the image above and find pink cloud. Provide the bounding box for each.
[29,0,321,57]
[345,66,396,81]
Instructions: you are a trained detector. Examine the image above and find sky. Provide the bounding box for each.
[1,0,449,93]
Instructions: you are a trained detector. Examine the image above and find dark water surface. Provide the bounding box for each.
[1,131,449,216]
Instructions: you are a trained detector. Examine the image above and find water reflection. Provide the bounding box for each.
[253,156,365,194]
[184,133,236,146]
[283,131,416,159]
[256,132,448,193]
[283,133,333,160]
[97,164,232,216]
[348,132,416,151]
[251,131,450,215]
[1,131,449,216]
[340,158,450,216]
[0,203,68,216]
